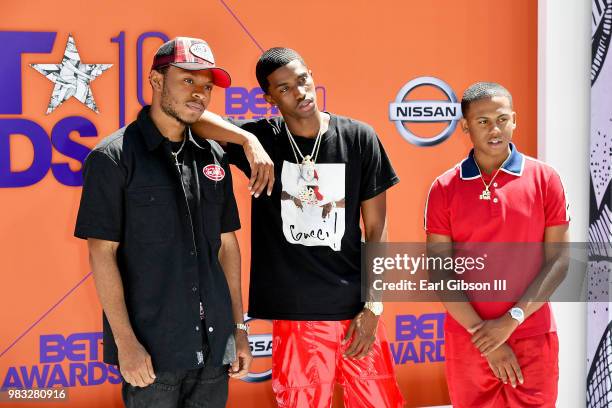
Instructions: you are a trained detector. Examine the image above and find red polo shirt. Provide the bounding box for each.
[424,143,570,339]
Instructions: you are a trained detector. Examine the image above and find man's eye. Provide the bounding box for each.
[184,78,194,84]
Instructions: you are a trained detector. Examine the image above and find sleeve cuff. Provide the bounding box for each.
[221,220,241,234]
[424,228,452,236]
[360,176,400,201]
[74,225,121,242]
[545,220,570,227]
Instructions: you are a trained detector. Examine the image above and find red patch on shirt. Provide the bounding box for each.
[203,164,225,181]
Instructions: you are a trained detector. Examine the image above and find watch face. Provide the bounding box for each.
[511,308,524,320]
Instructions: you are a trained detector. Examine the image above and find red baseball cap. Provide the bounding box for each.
[151,37,231,88]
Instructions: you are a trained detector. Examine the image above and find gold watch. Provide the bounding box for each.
[364,301,383,316]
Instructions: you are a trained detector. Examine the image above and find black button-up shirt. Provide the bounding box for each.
[75,106,240,371]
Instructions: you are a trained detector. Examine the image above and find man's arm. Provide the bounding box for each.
[218,232,252,379]
[471,224,570,355]
[516,224,570,315]
[425,233,484,332]
[426,233,523,386]
[192,111,274,197]
[87,238,155,387]
[343,193,387,359]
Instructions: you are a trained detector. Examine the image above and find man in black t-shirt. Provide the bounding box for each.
[74,37,253,408]
[192,48,404,407]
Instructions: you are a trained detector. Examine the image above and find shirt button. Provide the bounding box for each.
[192,286,198,292]
[493,182,498,187]
[493,197,499,203]
[208,326,214,333]
[190,249,195,256]
[195,326,199,331]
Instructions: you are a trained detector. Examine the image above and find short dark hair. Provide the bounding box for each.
[154,65,170,76]
[461,82,513,117]
[256,47,306,93]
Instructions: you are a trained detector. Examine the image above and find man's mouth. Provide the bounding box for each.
[298,98,313,110]
[186,102,205,113]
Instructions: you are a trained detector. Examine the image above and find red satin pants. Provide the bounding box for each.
[445,330,559,408]
[271,320,405,408]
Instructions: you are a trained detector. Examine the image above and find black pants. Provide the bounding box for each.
[121,341,229,408]
[121,365,229,408]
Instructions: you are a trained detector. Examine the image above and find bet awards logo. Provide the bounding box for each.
[0,30,327,188]
[2,332,121,389]
[389,77,462,147]
[390,313,445,365]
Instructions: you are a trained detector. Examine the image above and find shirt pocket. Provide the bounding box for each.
[201,182,225,244]
[127,186,176,244]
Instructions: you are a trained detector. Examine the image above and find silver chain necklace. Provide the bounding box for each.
[171,136,187,171]
[285,121,324,183]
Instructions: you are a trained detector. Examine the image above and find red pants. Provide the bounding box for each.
[271,320,405,408]
[445,330,559,408]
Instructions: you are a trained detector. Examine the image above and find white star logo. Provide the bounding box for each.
[30,34,112,114]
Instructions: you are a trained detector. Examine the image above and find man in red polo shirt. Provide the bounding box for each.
[425,82,570,407]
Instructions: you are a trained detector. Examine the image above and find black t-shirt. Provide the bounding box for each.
[227,113,399,320]
[74,107,240,370]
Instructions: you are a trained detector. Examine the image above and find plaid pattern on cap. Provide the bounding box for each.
[151,37,231,88]
[174,38,215,66]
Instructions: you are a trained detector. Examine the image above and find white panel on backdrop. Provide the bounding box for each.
[538,0,591,407]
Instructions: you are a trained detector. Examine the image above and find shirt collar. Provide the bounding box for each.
[137,106,209,152]
[459,142,525,180]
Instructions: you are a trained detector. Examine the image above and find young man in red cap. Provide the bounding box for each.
[191,47,405,408]
[425,82,570,407]
[75,37,252,408]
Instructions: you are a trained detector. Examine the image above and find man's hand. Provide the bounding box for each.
[485,343,524,388]
[228,330,253,379]
[343,309,379,359]
[471,314,519,355]
[321,202,333,218]
[117,337,156,387]
[242,135,274,198]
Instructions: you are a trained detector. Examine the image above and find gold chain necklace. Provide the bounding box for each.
[475,152,511,200]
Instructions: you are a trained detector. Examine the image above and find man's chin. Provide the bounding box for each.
[177,111,204,126]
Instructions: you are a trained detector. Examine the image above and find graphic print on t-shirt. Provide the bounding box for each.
[280,161,345,251]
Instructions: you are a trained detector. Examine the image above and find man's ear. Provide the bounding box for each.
[511,111,517,130]
[460,118,469,133]
[150,70,164,92]
[264,93,275,106]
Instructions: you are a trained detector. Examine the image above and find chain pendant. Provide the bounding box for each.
[479,188,491,200]
[300,157,316,182]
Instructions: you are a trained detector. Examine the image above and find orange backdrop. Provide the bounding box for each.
[0,1,537,407]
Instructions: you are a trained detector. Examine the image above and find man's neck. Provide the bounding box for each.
[473,147,511,175]
[149,104,186,142]
[284,110,328,139]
